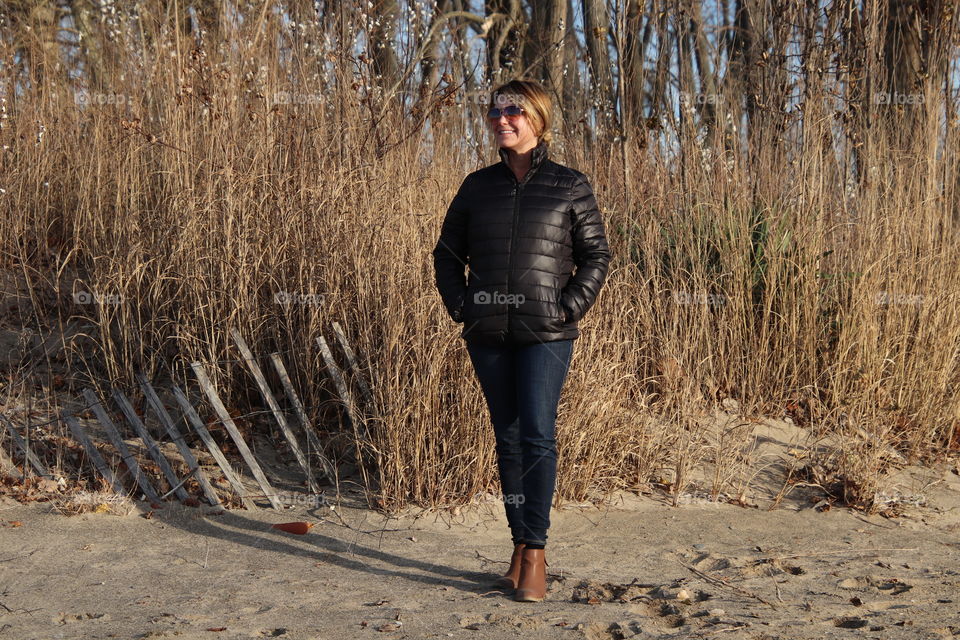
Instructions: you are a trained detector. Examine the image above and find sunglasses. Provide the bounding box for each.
[486,105,525,119]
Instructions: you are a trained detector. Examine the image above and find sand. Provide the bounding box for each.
[1,439,959,640]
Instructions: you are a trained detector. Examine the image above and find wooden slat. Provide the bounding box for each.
[81,388,162,504]
[190,362,284,510]
[230,329,321,494]
[62,412,127,496]
[0,414,48,477]
[112,390,191,502]
[330,321,374,407]
[136,373,223,507]
[168,382,255,510]
[316,335,371,445]
[0,445,24,480]
[269,352,337,483]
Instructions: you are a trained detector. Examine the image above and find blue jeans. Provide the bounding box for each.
[466,339,574,547]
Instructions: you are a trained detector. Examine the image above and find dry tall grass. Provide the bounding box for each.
[1,6,958,514]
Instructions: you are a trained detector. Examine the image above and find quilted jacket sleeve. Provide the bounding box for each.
[432,174,473,323]
[559,175,611,323]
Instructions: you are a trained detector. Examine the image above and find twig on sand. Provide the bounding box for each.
[852,514,896,529]
[0,549,37,563]
[760,547,917,561]
[474,550,506,568]
[700,622,752,635]
[678,561,779,609]
[246,495,404,538]
[159,466,199,500]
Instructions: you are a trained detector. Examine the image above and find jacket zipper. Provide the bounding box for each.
[505,156,541,336]
[506,173,526,335]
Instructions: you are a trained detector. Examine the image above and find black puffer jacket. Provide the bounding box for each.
[432,140,611,346]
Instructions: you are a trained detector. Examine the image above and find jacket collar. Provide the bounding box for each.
[498,139,549,183]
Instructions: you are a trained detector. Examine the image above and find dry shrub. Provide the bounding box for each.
[0,3,957,514]
[51,490,136,517]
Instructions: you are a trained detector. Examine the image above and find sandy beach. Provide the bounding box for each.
[3,2,960,638]
[2,430,958,640]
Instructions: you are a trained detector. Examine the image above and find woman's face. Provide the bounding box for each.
[488,96,538,152]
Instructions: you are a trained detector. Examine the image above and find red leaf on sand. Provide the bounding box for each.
[272,521,315,535]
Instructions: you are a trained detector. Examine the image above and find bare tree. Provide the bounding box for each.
[622,0,654,131]
[522,0,568,132]
[369,0,401,90]
[5,0,62,86]
[879,0,952,150]
[485,0,527,84]
[582,0,617,137]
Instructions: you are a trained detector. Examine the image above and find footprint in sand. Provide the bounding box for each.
[53,612,110,625]
[837,574,913,594]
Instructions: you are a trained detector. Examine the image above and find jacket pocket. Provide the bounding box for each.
[462,287,475,322]
[555,290,568,326]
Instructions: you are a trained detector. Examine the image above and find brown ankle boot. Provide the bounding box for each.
[514,547,547,602]
[495,543,525,588]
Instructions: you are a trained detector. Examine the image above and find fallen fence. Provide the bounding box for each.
[1,325,374,511]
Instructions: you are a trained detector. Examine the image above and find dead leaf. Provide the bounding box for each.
[37,478,60,492]
[364,599,390,606]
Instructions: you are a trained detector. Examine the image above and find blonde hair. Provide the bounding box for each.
[489,79,553,146]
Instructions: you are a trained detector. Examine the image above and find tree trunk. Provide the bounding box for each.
[521,0,567,133]
[485,0,527,84]
[582,0,617,138]
[623,0,652,131]
[369,0,401,91]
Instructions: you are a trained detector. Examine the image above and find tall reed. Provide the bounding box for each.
[1,4,957,513]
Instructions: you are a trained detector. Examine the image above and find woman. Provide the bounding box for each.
[432,79,611,602]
